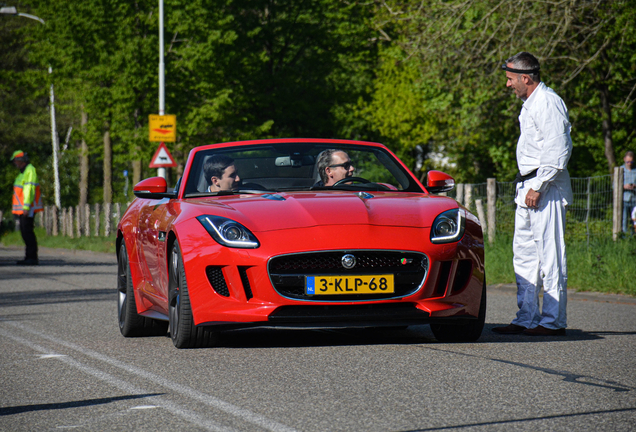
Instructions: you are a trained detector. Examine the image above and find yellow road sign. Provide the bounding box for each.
[149,114,176,142]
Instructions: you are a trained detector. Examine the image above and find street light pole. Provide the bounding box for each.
[1,6,61,209]
[48,66,61,209]
[157,0,166,180]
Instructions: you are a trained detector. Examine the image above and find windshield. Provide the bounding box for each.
[183,142,422,197]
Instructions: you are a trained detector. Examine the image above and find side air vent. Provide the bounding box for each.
[450,260,473,295]
[205,266,230,297]
[435,261,452,297]
[239,267,253,300]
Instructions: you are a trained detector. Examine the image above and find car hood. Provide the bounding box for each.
[184,191,458,232]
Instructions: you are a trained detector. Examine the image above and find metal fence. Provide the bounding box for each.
[1,170,626,243]
[35,202,129,238]
[448,173,619,244]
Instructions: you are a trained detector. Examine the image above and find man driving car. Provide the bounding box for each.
[316,149,355,187]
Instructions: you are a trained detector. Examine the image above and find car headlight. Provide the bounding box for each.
[430,208,465,244]
[196,215,260,248]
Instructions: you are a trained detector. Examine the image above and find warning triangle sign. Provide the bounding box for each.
[149,142,177,168]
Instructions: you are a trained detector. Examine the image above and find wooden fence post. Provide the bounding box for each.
[455,183,464,205]
[45,206,50,235]
[74,205,79,237]
[464,184,473,211]
[114,203,121,232]
[48,206,54,235]
[42,207,48,235]
[475,199,487,237]
[84,204,90,237]
[52,206,58,236]
[61,207,67,237]
[585,177,591,246]
[104,203,111,237]
[68,207,74,239]
[613,166,623,241]
[487,178,496,244]
[94,203,101,236]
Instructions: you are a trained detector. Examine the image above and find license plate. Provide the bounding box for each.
[306,275,394,295]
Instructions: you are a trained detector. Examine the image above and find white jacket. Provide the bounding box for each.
[515,82,573,207]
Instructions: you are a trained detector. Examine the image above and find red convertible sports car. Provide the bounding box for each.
[117,138,485,348]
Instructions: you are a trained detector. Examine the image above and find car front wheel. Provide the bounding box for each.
[169,242,218,348]
[430,280,487,343]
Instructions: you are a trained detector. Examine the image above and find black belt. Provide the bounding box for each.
[514,169,538,184]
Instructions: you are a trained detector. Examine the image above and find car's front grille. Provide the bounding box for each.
[268,251,428,301]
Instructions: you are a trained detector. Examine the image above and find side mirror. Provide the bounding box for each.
[426,170,455,193]
[133,177,174,199]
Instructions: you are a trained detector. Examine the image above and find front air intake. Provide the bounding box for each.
[205,266,230,297]
[239,266,253,300]
[450,260,473,295]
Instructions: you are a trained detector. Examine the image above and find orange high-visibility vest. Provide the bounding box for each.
[13,164,43,216]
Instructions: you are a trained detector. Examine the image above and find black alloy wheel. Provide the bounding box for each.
[169,242,217,348]
[117,243,168,337]
[430,280,487,343]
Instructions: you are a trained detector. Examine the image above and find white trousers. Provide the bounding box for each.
[511,185,568,330]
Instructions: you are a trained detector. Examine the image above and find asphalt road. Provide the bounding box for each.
[1,245,635,432]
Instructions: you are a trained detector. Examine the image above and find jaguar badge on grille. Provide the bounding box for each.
[341,254,356,269]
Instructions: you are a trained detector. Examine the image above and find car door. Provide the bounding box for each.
[138,200,170,303]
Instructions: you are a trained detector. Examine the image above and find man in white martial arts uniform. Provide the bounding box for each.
[493,52,573,336]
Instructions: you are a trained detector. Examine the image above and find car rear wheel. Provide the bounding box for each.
[430,280,486,343]
[117,243,168,337]
[169,242,218,348]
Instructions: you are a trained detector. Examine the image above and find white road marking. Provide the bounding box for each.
[0,327,237,432]
[38,354,67,359]
[130,405,158,410]
[2,321,298,432]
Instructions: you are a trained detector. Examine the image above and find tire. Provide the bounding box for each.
[430,281,487,343]
[169,242,218,348]
[117,243,168,337]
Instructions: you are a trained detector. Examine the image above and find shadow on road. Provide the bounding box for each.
[0,288,113,307]
[402,406,636,431]
[174,322,611,349]
[0,393,163,416]
[0,258,115,268]
[480,323,605,342]
[212,325,438,348]
[114,321,619,350]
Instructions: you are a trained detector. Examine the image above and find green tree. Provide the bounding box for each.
[27,0,166,204]
[166,0,377,146]
[366,0,636,181]
[20,0,378,203]
[0,9,57,216]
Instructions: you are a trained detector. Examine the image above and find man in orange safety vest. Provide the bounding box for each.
[11,150,43,265]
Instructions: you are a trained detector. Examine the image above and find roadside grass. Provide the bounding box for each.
[2,227,634,296]
[485,234,636,296]
[1,228,116,254]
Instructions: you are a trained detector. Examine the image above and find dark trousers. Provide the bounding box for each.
[624,201,636,234]
[19,214,38,260]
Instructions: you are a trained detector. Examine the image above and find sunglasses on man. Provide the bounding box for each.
[329,161,353,170]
